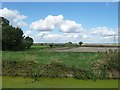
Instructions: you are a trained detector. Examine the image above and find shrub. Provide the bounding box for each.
[92,49,119,79]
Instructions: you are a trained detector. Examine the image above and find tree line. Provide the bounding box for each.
[1,17,33,51]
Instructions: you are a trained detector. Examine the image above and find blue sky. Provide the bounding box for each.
[1,2,118,43]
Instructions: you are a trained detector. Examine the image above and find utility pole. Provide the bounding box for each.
[113,35,116,44]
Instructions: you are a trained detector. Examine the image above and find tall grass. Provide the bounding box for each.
[2,45,119,80]
[92,49,119,79]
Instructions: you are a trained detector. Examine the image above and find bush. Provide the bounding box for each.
[92,49,119,79]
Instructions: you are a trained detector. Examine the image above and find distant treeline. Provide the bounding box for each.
[33,42,82,48]
[33,42,119,47]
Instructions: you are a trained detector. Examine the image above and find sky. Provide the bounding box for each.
[0,2,118,43]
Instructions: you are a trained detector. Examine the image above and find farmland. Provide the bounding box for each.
[2,44,119,88]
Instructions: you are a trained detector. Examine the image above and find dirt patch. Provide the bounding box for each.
[44,47,118,52]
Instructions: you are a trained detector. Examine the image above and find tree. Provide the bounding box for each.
[49,43,53,48]
[24,36,34,49]
[1,17,33,51]
[2,17,24,50]
[68,42,72,44]
[65,42,73,47]
[79,42,83,46]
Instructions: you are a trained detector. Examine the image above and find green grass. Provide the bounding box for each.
[2,45,119,88]
[31,45,50,50]
[2,76,118,88]
[2,45,99,69]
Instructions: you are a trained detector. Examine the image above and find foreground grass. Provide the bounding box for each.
[2,52,99,69]
[2,45,119,88]
[2,45,99,69]
[2,76,118,88]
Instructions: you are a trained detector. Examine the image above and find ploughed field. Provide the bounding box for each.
[2,45,119,88]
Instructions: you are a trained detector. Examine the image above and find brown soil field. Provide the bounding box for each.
[44,47,118,52]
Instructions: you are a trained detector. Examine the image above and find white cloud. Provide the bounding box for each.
[17,21,27,28]
[29,20,118,43]
[29,15,84,33]
[90,27,116,36]
[34,26,117,43]
[24,30,32,37]
[84,35,114,43]
[23,30,35,41]
[36,32,50,38]
[30,15,63,31]
[35,32,88,43]
[60,20,83,33]
[83,27,118,43]
[0,8,117,43]
[0,8,27,28]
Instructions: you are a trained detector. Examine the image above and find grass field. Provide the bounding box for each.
[2,46,100,69]
[2,45,119,88]
[2,76,118,88]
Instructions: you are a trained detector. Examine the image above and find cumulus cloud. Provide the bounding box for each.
[85,27,118,43]
[24,30,32,37]
[60,20,84,33]
[23,30,35,41]
[30,15,63,31]
[29,15,84,33]
[34,26,118,43]
[90,27,116,36]
[35,32,88,43]
[0,8,27,28]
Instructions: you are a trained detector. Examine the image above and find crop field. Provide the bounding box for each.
[2,45,119,88]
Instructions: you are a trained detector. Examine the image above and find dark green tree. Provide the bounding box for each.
[79,42,83,46]
[1,17,33,50]
[24,36,34,49]
[2,17,24,50]
[68,42,72,44]
[49,43,53,48]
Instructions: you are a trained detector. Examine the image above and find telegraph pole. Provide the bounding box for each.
[113,35,116,44]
